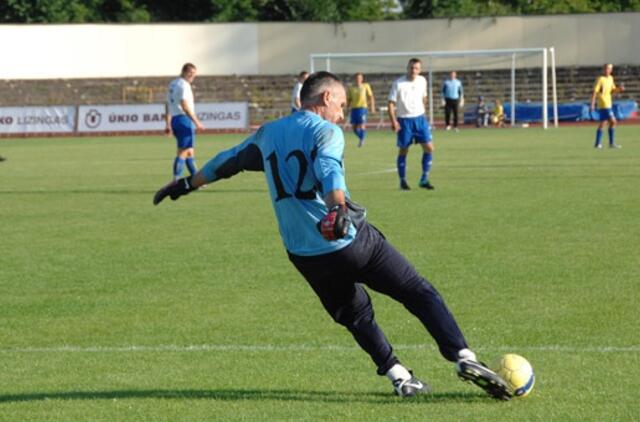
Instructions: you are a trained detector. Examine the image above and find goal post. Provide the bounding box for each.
[310,48,558,129]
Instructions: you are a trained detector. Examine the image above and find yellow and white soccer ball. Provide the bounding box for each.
[492,354,535,397]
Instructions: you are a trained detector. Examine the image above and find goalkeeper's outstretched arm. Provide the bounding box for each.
[153,134,263,205]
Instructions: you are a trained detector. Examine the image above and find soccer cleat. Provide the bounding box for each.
[419,173,434,190]
[456,359,512,401]
[595,144,603,149]
[392,375,430,398]
[454,127,460,132]
[609,144,621,149]
[419,180,435,190]
[445,125,452,131]
[358,139,364,148]
[400,180,411,191]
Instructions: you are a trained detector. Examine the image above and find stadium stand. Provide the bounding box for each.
[2,66,638,125]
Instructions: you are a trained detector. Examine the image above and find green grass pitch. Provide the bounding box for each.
[0,126,638,421]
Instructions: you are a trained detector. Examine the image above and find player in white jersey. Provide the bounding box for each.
[290,71,309,113]
[388,58,435,191]
[165,63,204,181]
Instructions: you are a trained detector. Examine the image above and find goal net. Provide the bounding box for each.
[310,48,558,129]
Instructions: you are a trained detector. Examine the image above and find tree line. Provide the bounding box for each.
[1,0,638,23]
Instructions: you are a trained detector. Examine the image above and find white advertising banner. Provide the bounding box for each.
[77,104,165,132]
[0,106,76,133]
[196,102,249,130]
[78,102,248,132]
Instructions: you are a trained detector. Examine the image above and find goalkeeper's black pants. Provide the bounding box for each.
[445,98,460,128]
[288,222,468,376]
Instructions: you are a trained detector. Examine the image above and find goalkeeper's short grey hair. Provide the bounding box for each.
[300,71,343,106]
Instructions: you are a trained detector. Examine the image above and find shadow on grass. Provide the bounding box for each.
[0,388,487,405]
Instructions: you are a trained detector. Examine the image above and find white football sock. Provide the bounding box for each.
[457,348,477,362]
[386,364,412,382]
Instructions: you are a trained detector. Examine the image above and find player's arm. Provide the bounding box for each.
[388,100,399,132]
[312,126,351,240]
[153,134,263,205]
[294,83,303,110]
[180,99,204,131]
[459,83,464,107]
[423,78,429,111]
[164,103,171,135]
[423,90,429,114]
[590,78,601,111]
[387,81,400,131]
[367,84,376,112]
[319,188,350,240]
[612,79,624,94]
[313,125,347,199]
[323,189,346,210]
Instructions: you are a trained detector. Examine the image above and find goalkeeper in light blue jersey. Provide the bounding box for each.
[152,72,512,401]
[197,95,358,256]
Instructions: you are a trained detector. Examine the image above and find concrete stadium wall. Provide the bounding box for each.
[1,13,638,79]
[0,23,259,79]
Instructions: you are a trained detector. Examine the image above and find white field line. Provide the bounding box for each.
[0,344,638,354]
[351,168,397,176]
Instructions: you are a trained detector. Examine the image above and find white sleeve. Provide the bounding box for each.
[291,83,301,106]
[388,80,398,102]
[183,83,193,104]
[175,81,186,101]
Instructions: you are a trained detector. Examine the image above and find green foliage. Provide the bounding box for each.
[0,0,90,22]
[400,0,640,17]
[210,0,260,22]
[1,0,639,23]
[209,0,400,22]
[136,0,216,22]
[0,0,150,23]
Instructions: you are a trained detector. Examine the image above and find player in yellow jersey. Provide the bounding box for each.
[347,73,376,147]
[491,99,505,128]
[590,63,624,149]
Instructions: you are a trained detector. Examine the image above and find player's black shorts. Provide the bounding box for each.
[288,222,467,370]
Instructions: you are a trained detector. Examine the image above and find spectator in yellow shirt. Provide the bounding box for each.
[590,63,624,149]
[347,73,376,147]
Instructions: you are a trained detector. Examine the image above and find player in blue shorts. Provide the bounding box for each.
[153,71,512,401]
[388,58,434,190]
[347,73,375,147]
[590,63,624,149]
[165,63,204,181]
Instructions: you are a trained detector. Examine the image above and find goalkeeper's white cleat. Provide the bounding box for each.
[392,376,430,397]
[387,364,430,397]
[456,350,512,401]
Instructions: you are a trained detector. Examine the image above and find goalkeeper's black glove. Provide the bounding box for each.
[319,204,351,240]
[153,176,196,205]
